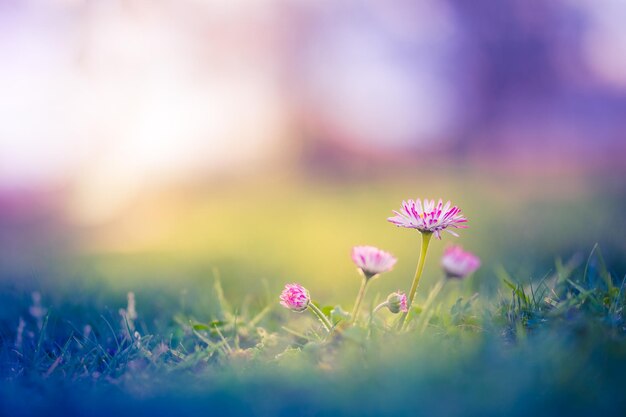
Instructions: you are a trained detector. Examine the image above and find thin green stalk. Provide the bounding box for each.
[417,279,445,334]
[350,277,369,324]
[307,302,332,332]
[372,301,388,314]
[397,232,433,330]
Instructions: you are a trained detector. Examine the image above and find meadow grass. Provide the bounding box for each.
[1,174,625,416]
[1,246,624,417]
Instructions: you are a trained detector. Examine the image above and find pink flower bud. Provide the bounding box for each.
[279,283,310,312]
[385,291,408,314]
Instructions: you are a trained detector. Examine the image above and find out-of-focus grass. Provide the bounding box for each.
[0,245,624,417]
[69,169,626,305]
[2,168,625,415]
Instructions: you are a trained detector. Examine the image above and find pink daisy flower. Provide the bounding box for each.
[387,198,468,239]
[441,245,481,279]
[279,283,310,312]
[351,245,397,278]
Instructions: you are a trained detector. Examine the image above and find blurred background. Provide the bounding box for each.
[1,0,625,303]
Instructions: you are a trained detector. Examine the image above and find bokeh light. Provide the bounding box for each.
[0,0,624,296]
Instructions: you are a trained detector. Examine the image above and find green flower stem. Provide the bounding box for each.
[397,232,433,330]
[372,301,389,314]
[307,302,332,332]
[350,277,369,324]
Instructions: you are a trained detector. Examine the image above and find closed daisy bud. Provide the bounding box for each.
[386,291,408,314]
[279,283,310,312]
[279,283,332,332]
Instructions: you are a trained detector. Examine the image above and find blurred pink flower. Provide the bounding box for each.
[279,283,310,312]
[351,245,397,278]
[386,291,408,314]
[388,199,467,239]
[441,245,481,279]
[29,292,47,330]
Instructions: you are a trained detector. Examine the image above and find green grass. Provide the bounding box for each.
[1,246,625,416]
[1,173,625,415]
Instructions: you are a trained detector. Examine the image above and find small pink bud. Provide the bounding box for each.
[385,291,408,314]
[279,283,310,312]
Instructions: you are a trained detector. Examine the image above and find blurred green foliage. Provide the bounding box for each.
[60,171,625,304]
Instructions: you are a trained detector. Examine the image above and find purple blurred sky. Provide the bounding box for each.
[0,0,625,219]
